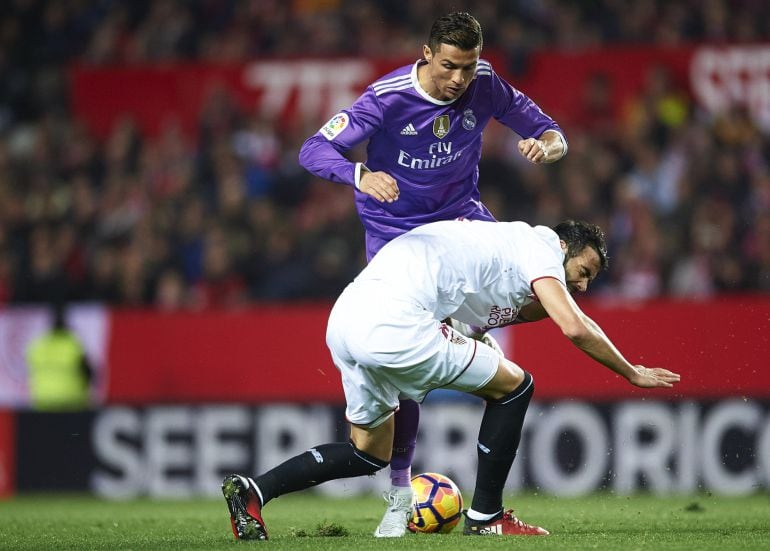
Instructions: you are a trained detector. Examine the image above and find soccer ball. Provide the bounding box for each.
[409,472,463,534]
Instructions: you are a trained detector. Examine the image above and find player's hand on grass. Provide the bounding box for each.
[360,171,400,203]
[518,138,549,164]
[628,365,681,388]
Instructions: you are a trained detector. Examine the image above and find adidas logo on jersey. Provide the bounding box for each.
[400,123,418,136]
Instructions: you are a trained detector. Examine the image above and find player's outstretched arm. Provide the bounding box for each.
[532,277,680,388]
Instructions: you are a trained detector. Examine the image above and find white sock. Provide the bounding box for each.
[466,508,501,521]
[247,476,264,506]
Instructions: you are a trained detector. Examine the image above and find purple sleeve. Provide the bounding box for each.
[298,87,383,187]
[489,67,566,143]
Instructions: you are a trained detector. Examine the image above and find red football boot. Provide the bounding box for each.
[221,474,269,540]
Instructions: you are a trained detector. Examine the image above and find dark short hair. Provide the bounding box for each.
[428,12,483,53]
[553,220,609,271]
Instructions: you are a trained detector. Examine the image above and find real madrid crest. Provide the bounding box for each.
[432,114,450,139]
[462,109,476,130]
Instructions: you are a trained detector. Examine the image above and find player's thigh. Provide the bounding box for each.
[327,285,420,427]
[330,347,402,429]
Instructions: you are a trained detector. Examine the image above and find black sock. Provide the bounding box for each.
[471,371,534,515]
[254,441,388,506]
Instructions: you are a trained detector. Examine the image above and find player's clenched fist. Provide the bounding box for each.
[518,137,549,164]
[360,171,400,203]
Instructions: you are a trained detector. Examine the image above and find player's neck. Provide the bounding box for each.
[416,63,442,100]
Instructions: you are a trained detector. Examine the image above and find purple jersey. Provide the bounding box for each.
[299,59,565,259]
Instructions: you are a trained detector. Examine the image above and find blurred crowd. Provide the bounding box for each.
[1,0,769,309]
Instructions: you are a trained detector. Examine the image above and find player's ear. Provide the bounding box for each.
[423,44,432,62]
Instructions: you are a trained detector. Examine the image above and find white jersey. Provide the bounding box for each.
[326,219,564,426]
[357,219,566,331]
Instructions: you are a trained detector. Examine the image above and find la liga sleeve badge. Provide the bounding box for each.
[320,113,350,140]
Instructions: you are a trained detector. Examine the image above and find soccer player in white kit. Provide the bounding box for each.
[221,219,680,540]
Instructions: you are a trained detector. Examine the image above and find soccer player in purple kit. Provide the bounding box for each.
[298,12,566,537]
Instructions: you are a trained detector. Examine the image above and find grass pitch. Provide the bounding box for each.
[1,492,768,550]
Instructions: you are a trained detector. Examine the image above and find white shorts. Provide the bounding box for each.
[326,281,500,428]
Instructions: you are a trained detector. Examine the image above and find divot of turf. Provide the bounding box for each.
[291,521,349,537]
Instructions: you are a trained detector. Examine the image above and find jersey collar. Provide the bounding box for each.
[411,60,459,106]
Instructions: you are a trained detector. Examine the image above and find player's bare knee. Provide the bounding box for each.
[476,358,525,400]
[499,358,525,391]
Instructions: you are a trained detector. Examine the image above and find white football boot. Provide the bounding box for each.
[374,486,414,538]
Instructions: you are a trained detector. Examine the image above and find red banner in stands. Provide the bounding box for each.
[72,44,770,141]
[106,304,340,403]
[509,296,770,400]
[70,44,770,140]
[105,296,770,403]
[69,59,392,139]
[69,46,701,139]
